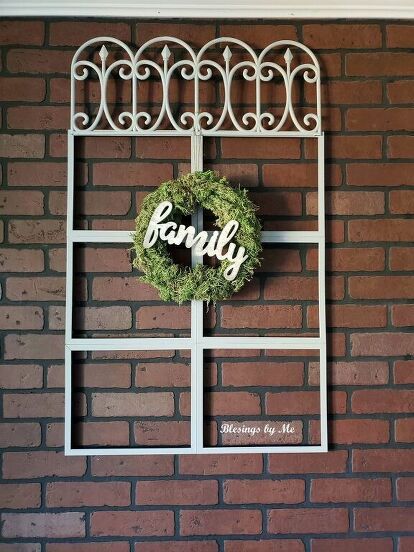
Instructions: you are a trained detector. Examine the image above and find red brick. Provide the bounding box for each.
[136,306,190,329]
[92,455,174,476]
[136,361,190,387]
[268,451,348,474]
[205,391,261,416]
[0,191,43,215]
[76,191,131,215]
[355,507,413,532]
[349,220,414,242]
[349,276,414,299]
[353,390,414,414]
[224,479,304,504]
[387,25,414,47]
[49,248,66,272]
[0,306,43,330]
[180,454,263,475]
[6,277,65,301]
[309,304,387,329]
[263,163,318,188]
[91,510,174,537]
[136,136,192,160]
[390,190,414,214]
[135,544,218,552]
[137,480,218,505]
[390,247,414,271]
[0,134,44,158]
[395,419,414,443]
[0,545,40,552]
[4,334,64,359]
[265,276,318,300]
[347,109,414,132]
[46,482,130,507]
[136,22,215,46]
[222,139,300,160]
[388,135,414,158]
[93,162,173,186]
[135,421,190,446]
[75,306,131,330]
[353,449,414,472]
[79,247,132,273]
[219,24,297,47]
[251,191,302,217]
[311,478,391,503]
[266,391,320,415]
[400,538,414,552]
[387,80,414,104]
[225,540,304,552]
[394,360,414,384]
[347,53,414,77]
[222,361,303,387]
[1,512,85,538]
[0,483,41,509]
[311,538,392,552]
[329,419,389,445]
[258,249,300,275]
[0,364,43,388]
[352,332,414,357]
[8,162,68,187]
[310,361,388,386]
[307,135,382,160]
[221,305,302,329]
[47,545,130,552]
[92,391,174,417]
[307,191,384,216]
[326,247,385,272]
[308,80,382,105]
[50,22,130,45]
[8,220,66,243]
[74,363,131,388]
[2,452,83,480]
[0,76,45,102]
[268,508,348,534]
[397,477,414,500]
[3,392,64,418]
[0,248,44,273]
[7,106,68,130]
[392,304,414,327]
[180,509,262,536]
[75,421,130,447]
[48,191,66,215]
[0,422,41,448]
[202,163,258,187]
[304,24,381,49]
[0,21,44,45]
[7,49,73,74]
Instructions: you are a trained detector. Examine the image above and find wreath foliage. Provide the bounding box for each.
[132,170,262,304]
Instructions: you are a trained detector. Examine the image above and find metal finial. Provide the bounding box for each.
[284,48,293,65]
[99,45,108,62]
[223,46,232,63]
[162,45,171,62]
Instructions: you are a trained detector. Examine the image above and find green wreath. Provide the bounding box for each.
[132,170,262,304]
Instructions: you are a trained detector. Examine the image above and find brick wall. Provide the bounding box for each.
[1,17,414,551]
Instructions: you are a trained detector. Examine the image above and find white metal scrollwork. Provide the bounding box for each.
[71,36,321,135]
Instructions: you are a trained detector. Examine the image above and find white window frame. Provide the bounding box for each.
[65,37,327,455]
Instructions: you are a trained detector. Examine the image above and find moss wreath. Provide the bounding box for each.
[132,171,262,304]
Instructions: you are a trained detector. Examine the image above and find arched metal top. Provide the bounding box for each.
[70,36,321,136]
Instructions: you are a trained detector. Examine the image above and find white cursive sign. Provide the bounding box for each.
[143,201,248,281]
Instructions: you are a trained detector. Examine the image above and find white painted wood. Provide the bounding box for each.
[71,230,323,244]
[65,36,327,455]
[2,0,413,18]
